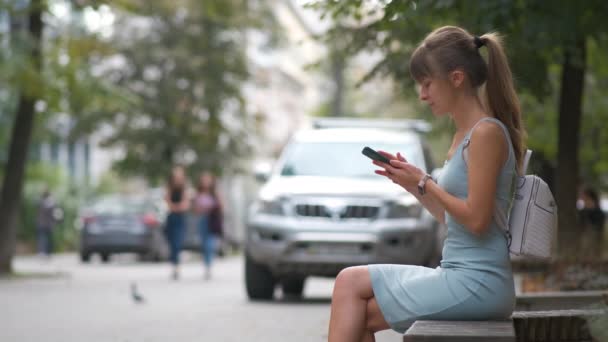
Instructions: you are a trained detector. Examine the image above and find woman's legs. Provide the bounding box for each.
[166,214,185,279]
[166,219,179,265]
[360,331,375,342]
[46,229,53,255]
[198,216,208,264]
[328,266,390,342]
[36,226,53,257]
[37,227,46,256]
[363,297,391,341]
[204,232,215,266]
[198,216,215,278]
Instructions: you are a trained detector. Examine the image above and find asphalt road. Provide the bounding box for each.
[0,253,402,342]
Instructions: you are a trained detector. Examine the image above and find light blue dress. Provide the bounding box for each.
[369,117,516,333]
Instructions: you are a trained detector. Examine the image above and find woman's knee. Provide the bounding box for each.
[335,266,363,286]
[334,266,372,298]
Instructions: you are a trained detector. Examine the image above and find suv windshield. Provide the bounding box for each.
[280,142,423,178]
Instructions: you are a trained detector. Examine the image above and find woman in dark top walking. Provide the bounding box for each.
[165,165,190,280]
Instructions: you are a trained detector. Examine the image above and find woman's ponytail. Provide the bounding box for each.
[480,33,526,174]
[409,27,526,174]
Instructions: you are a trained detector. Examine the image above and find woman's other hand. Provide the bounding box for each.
[373,151,425,190]
[370,150,396,179]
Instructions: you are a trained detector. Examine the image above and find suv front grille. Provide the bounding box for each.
[342,205,379,219]
[295,204,379,220]
[295,204,330,218]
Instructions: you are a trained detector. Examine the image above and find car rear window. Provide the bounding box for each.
[89,197,151,215]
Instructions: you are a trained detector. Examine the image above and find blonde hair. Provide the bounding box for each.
[409,26,526,174]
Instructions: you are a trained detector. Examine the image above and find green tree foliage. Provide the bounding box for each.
[83,0,277,183]
[311,0,608,238]
[0,0,127,273]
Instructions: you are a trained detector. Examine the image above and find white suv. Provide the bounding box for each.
[245,119,443,300]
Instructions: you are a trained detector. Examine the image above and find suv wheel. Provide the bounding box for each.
[100,253,111,263]
[245,253,275,300]
[281,277,305,298]
[80,251,91,263]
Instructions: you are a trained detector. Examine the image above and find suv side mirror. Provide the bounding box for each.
[253,161,273,183]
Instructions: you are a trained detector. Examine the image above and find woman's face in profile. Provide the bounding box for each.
[199,173,214,189]
[417,76,452,117]
[172,168,185,186]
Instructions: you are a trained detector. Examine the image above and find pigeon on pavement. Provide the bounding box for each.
[130,282,145,304]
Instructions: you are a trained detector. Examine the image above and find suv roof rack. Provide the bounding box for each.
[312,117,431,133]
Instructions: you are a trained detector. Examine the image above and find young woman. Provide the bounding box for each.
[193,172,224,280]
[328,26,526,341]
[164,165,190,280]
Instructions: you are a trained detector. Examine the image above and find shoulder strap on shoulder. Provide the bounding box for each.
[460,117,520,242]
[522,149,532,174]
[462,117,513,167]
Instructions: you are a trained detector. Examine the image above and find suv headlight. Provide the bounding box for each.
[386,201,422,219]
[258,199,285,216]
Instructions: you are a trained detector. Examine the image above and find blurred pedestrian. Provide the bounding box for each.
[36,187,58,258]
[577,185,605,258]
[164,165,190,280]
[193,171,224,280]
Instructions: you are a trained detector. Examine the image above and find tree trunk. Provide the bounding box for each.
[329,26,347,117]
[556,38,586,256]
[0,1,43,274]
[331,51,345,117]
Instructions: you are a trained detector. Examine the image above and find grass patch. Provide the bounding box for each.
[0,270,69,281]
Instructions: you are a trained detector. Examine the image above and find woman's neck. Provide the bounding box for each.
[450,93,489,133]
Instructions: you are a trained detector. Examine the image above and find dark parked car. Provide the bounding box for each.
[78,195,168,263]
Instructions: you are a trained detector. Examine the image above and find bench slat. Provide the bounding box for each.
[512,309,607,341]
[403,320,515,342]
[512,308,607,319]
[515,291,608,311]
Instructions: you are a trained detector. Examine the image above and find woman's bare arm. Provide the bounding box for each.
[179,190,191,212]
[405,183,446,224]
[377,151,446,223]
[164,189,177,212]
[165,188,189,212]
[377,122,507,235]
[426,122,506,235]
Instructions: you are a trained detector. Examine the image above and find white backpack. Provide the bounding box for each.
[463,119,558,259]
[497,150,558,260]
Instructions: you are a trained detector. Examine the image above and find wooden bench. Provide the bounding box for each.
[515,290,608,311]
[512,308,607,342]
[403,320,516,341]
[402,289,608,342]
[403,308,607,342]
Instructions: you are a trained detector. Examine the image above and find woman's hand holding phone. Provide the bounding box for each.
[373,151,424,191]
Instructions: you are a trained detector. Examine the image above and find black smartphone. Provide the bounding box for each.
[362,146,391,164]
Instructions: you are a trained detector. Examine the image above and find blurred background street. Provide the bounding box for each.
[1,253,402,342]
[1,0,607,340]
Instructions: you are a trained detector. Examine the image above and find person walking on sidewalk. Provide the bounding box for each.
[193,171,224,280]
[164,165,190,280]
[577,185,606,258]
[36,187,59,258]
